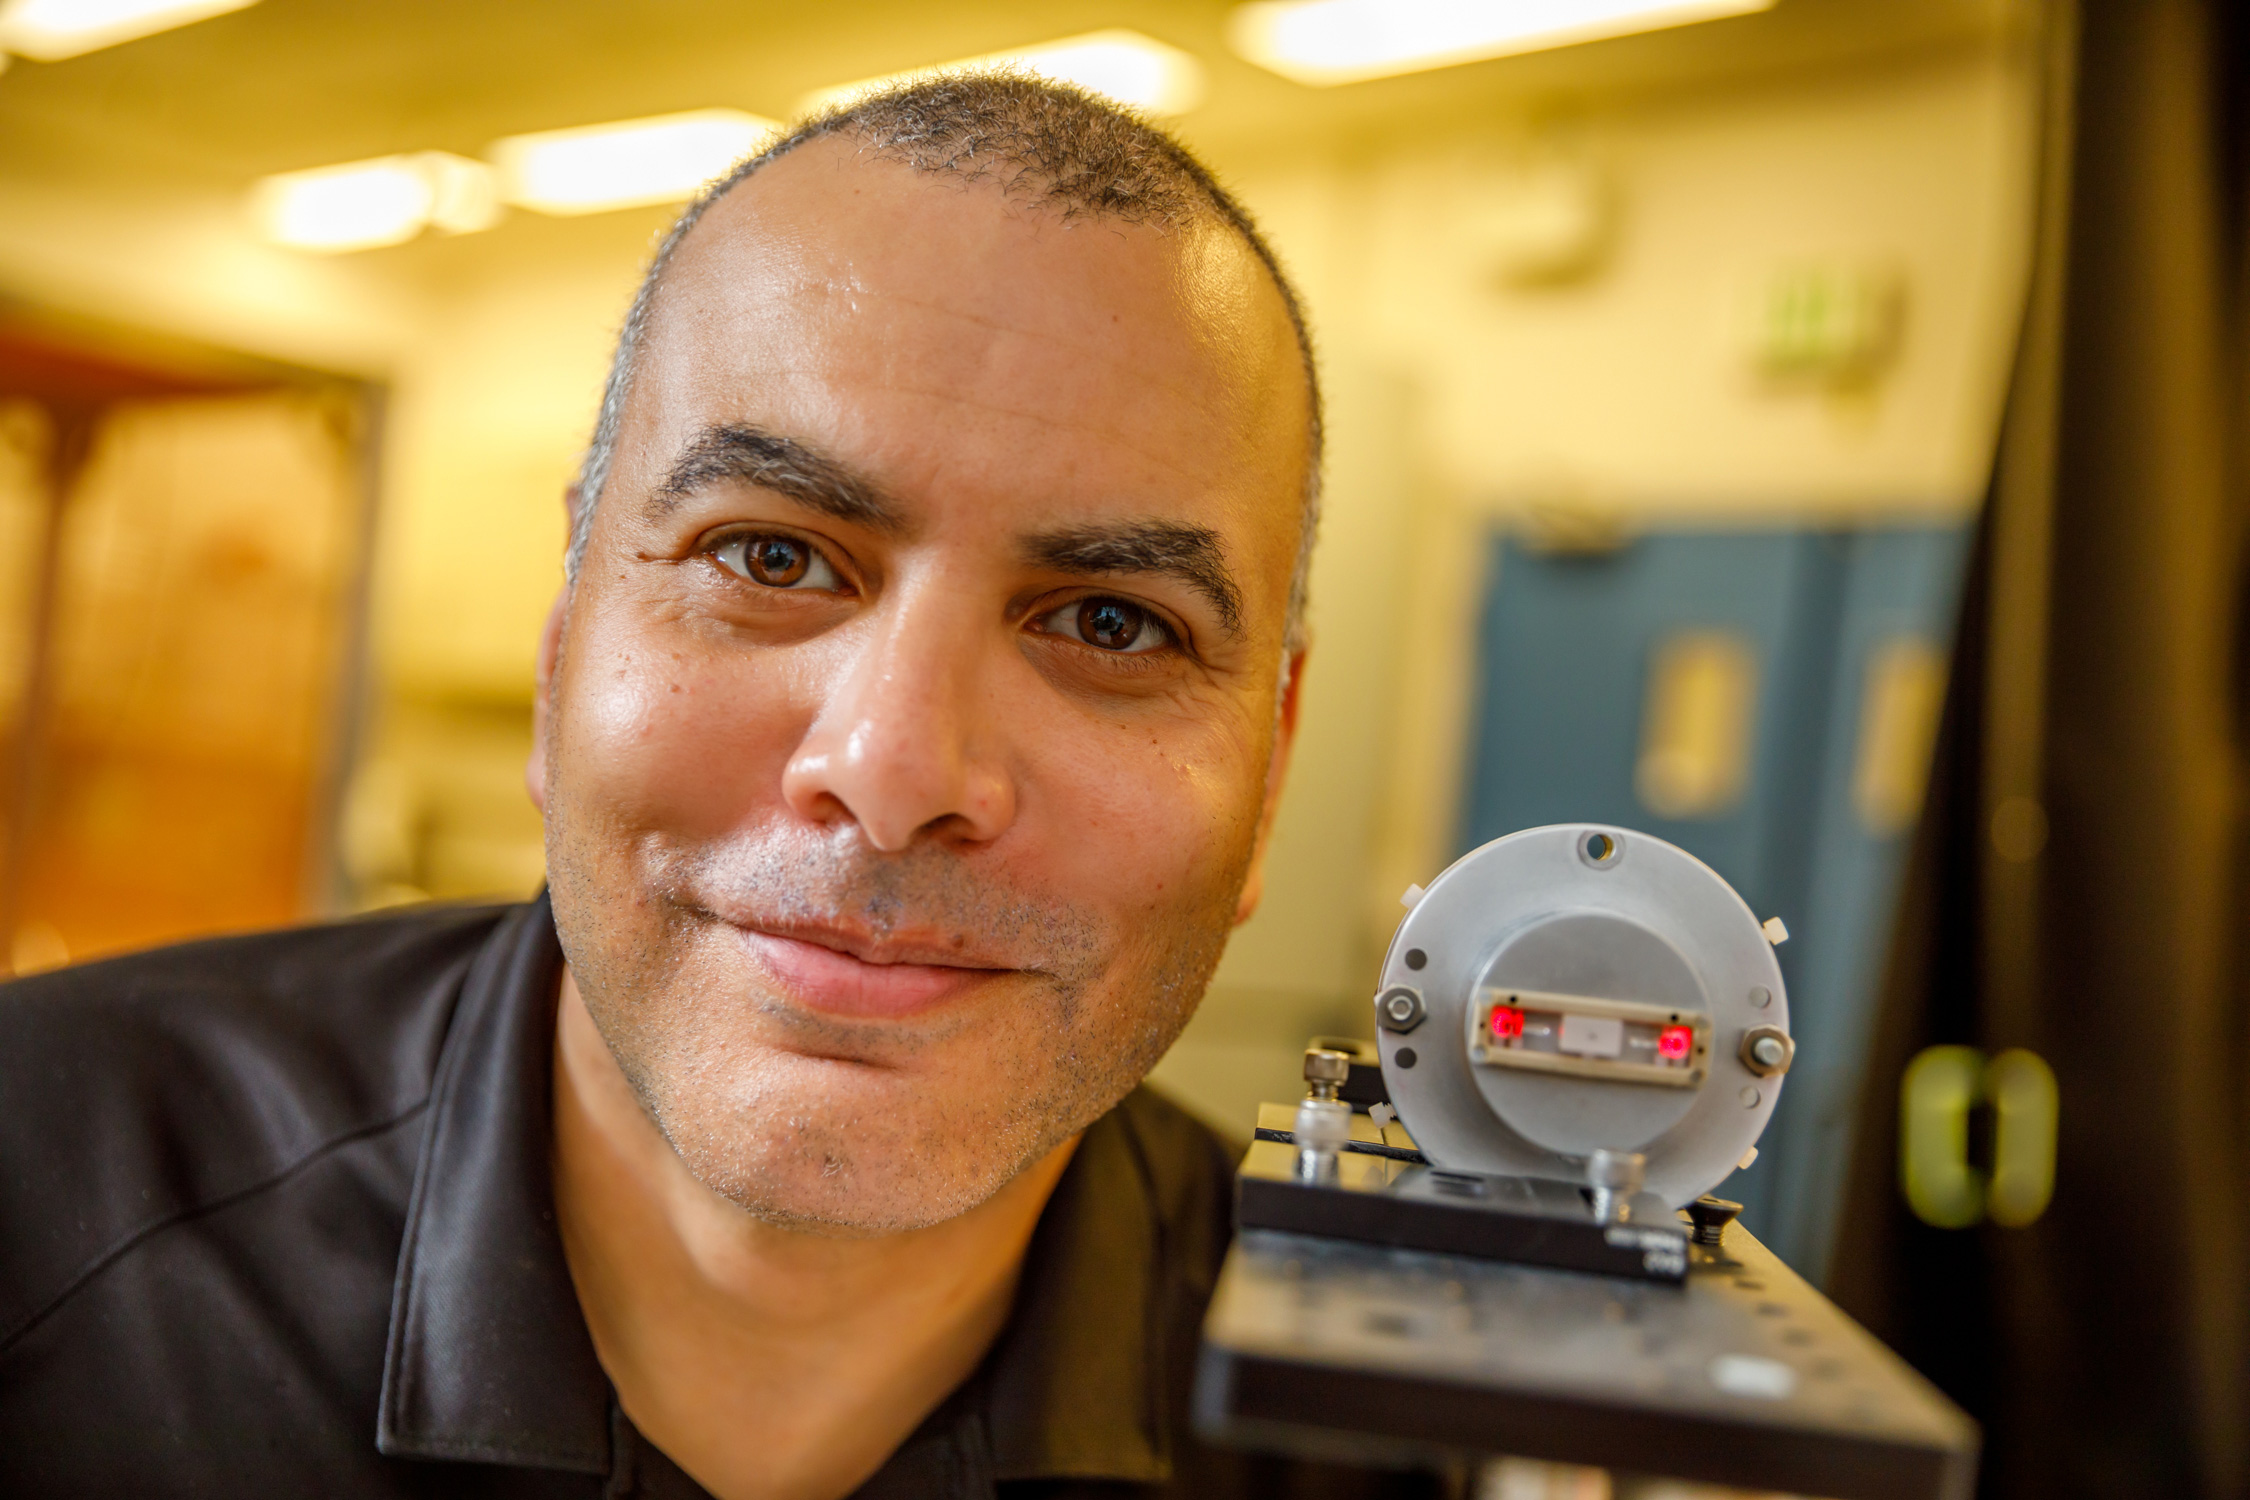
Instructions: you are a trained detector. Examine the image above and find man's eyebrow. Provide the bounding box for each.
[1023,521,1244,638]
[648,424,906,534]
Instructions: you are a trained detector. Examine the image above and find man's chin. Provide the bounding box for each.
[634,1053,1070,1235]
[664,1109,1060,1237]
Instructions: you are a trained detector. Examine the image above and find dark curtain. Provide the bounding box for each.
[1827,1,2250,1497]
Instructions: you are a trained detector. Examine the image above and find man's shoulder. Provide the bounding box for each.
[0,902,518,1346]
[1098,1084,1246,1278]
[0,901,516,1128]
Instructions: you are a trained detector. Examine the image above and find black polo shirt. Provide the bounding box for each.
[0,896,1434,1498]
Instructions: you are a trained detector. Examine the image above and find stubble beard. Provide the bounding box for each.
[547,801,1251,1235]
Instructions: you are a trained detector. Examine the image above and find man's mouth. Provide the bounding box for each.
[728,920,1015,1019]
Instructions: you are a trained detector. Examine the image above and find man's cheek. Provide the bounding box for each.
[568,650,803,837]
[1032,717,1264,915]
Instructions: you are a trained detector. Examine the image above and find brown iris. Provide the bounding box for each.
[743,536,810,586]
[1078,598,1148,651]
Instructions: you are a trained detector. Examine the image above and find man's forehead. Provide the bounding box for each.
[642,138,1299,419]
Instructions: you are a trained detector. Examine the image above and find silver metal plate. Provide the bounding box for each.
[1374,825,1789,1207]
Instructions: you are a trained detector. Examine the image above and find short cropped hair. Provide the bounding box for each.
[568,71,1323,651]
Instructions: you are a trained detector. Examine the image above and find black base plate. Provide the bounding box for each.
[1195,1221,1978,1500]
[1236,1139,1688,1282]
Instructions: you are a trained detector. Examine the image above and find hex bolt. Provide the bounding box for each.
[1739,1026,1795,1078]
[1302,1047,1352,1102]
[1375,985,1427,1034]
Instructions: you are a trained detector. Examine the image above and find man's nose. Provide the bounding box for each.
[780,586,1018,852]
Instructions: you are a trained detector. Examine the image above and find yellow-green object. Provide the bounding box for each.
[1986,1048,2060,1227]
[1901,1045,1987,1228]
[1900,1044,2060,1229]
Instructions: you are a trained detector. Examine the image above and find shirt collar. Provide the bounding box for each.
[377,893,610,1472]
[373,893,1178,1488]
[981,1107,1172,1484]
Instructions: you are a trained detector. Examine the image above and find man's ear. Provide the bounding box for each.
[526,486,580,814]
[1233,647,1308,927]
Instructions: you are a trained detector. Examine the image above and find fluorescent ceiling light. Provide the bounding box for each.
[251,153,498,254]
[491,109,782,216]
[801,29,1206,118]
[0,0,256,61]
[1228,0,1774,87]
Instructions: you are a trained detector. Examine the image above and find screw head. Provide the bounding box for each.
[1739,1025,1794,1078]
[1375,985,1427,1034]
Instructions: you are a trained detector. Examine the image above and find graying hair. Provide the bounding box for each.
[567,71,1323,651]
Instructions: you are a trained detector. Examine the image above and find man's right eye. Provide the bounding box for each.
[712,534,844,591]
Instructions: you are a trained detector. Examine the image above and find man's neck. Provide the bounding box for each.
[551,971,1079,1500]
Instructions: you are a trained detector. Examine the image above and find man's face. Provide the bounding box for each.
[537,139,1310,1233]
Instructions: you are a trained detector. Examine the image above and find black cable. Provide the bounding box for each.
[1254,1126,1429,1165]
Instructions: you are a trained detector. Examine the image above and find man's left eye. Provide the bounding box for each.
[713,534,843,591]
[1038,597,1171,654]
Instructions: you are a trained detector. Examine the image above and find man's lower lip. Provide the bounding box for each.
[734,929,998,1018]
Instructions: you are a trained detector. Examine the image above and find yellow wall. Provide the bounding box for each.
[375,214,676,700]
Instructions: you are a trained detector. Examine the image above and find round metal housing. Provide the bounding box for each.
[1375,825,1790,1208]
